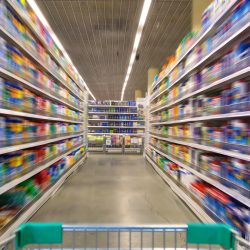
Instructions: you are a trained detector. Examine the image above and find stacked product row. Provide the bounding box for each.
[0,0,88,238]
[89,107,138,113]
[88,128,144,134]
[88,100,145,153]
[147,0,250,241]
[0,77,83,121]
[152,79,249,121]
[151,118,249,154]
[105,135,144,151]
[88,134,144,154]
[88,121,144,127]
[89,114,144,121]
[0,146,86,229]
[0,115,83,142]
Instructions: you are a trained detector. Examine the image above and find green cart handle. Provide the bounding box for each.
[187,223,236,250]
[15,222,63,249]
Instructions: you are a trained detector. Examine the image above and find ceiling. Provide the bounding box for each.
[37,0,191,100]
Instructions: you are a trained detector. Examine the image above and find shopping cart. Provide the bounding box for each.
[0,223,249,250]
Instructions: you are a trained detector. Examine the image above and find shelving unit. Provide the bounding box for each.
[88,100,145,154]
[4,0,82,93]
[151,0,244,90]
[146,0,249,240]
[0,0,88,238]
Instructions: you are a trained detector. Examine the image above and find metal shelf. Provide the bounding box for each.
[150,133,250,161]
[0,108,84,123]
[150,22,250,102]
[0,132,84,155]
[88,147,104,152]
[149,144,250,207]
[124,148,142,154]
[0,67,83,113]
[105,148,123,153]
[0,143,85,195]
[151,0,239,90]
[0,26,83,101]
[5,0,82,91]
[150,111,250,125]
[0,154,87,241]
[145,154,214,223]
[151,67,250,113]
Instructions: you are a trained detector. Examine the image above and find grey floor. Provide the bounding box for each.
[30,154,198,224]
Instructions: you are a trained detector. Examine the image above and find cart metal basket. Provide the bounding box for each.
[0,223,249,250]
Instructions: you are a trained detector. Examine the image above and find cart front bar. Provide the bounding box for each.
[1,223,250,250]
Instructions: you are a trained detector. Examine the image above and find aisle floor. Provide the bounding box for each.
[31,154,198,224]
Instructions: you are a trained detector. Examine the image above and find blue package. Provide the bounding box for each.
[234,41,250,63]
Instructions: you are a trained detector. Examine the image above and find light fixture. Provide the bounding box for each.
[121,0,152,101]
[27,0,96,100]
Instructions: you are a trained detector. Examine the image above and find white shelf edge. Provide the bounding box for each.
[0,154,87,241]
[106,148,123,151]
[124,148,142,153]
[150,22,250,101]
[0,26,83,101]
[0,143,85,195]
[0,132,84,155]
[150,133,250,161]
[151,0,238,89]
[0,67,83,113]
[88,119,145,122]
[150,67,250,113]
[145,154,214,223]
[6,0,82,91]
[0,108,84,123]
[88,147,104,152]
[150,111,250,125]
[149,144,250,207]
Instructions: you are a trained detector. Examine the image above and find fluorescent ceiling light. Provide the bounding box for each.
[121,0,152,101]
[27,0,95,100]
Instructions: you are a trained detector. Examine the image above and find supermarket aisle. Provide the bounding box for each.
[30,154,198,224]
